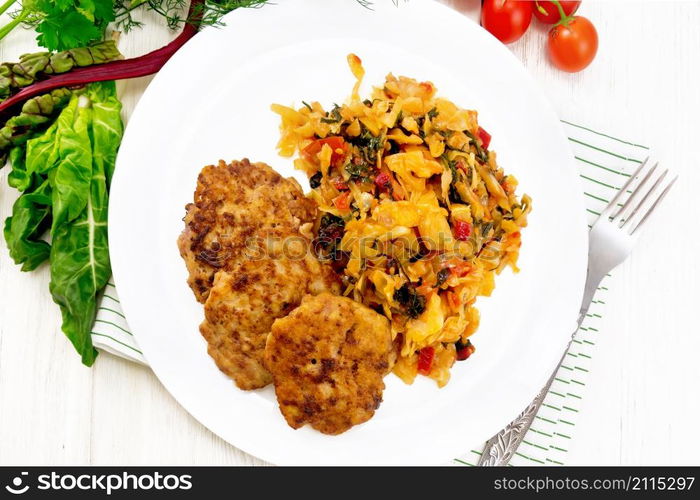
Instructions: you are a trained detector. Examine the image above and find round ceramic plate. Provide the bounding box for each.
[109,0,587,465]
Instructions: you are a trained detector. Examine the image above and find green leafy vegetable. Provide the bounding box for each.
[393,282,426,319]
[0,42,122,165]
[348,129,384,164]
[345,160,371,183]
[7,144,31,190]
[3,177,52,271]
[49,82,122,365]
[89,80,123,184]
[3,81,123,365]
[464,129,489,164]
[320,104,342,124]
[0,41,122,101]
[0,0,116,51]
[0,87,73,164]
[49,95,93,231]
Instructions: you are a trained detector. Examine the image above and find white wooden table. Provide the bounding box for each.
[1,1,699,465]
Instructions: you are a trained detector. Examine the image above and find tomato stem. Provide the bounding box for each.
[551,0,573,27]
[534,1,548,16]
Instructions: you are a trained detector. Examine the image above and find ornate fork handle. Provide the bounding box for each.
[477,348,568,466]
[476,271,601,467]
[478,260,609,465]
[477,300,593,466]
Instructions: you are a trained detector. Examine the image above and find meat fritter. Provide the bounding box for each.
[200,250,341,390]
[265,293,393,435]
[178,159,317,303]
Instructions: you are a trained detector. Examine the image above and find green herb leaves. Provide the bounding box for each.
[3,82,123,365]
[112,0,273,34]
[320,104,342,124]
[393,282,426,319]
[8,0,117,51]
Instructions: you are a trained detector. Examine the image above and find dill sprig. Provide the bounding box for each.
[113,0,271,33]
[113,0,401,33]
[357,0,403,9]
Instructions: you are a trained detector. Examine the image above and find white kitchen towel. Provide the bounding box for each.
[91,120,650,465]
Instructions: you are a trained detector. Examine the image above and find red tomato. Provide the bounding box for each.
[302,136,347,166]
[417,347,435,375]
[477,126,492,149]
[548,16,598,72]
[333,191,351,211]
[532,1,580,24]
[453,219,472,241]
[481,0,533,44]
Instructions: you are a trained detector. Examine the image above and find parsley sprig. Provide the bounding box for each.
[1,0,115,51]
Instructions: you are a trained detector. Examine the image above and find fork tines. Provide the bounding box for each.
[600,157,678,235]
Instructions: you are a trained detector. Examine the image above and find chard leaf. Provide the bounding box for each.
[7,146,31,192]
[46,82,122,366]
[25,119,61,177]
[49,96,92,232]
[48,162,110,366]
[3,81,122,365]
[87,81,122,184]
[8,116,61,193]
[3,178,52,272]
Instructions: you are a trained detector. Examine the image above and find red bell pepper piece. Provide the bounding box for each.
[477,126,491,150]
[333,191,351,211]
[453,219,472,241]
[303,136,347,167]
[417,346,435,375]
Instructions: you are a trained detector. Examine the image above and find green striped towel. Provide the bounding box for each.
[92,120,650,464]
[92,282,146,365]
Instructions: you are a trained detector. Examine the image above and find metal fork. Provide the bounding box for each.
[477,157,677,466]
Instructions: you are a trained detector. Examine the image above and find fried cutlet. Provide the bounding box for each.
[200,251,341,390]
[177,159,317,303]
[265,293,393,435]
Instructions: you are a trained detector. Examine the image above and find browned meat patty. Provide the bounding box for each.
[178,159,317,303]
[265,293,393,435]
[200,252,341,390]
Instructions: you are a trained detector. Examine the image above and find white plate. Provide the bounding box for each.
[109,0,587,465]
